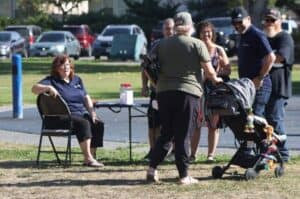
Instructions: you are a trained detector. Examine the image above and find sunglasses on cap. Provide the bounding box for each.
[264,18,276,23]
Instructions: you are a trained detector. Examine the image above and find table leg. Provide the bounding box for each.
[128,107,132,162]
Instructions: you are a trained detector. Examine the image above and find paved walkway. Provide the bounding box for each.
[0,97,300,155]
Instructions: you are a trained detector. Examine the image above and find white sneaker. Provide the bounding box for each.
[179,176,199,185]
[146,167,159,183]
[206,155,215,163]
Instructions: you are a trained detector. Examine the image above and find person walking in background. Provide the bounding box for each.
[146,12,222,185]
[32,55,104,167]
[190,21,231,162]
[231,7,275,117]
[141,18,175,160]
[263,8,294,162]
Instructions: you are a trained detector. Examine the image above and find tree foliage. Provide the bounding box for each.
[187,0,242,21]
[276,0,300,16]
[45,0,87,22]
[123,0,180,21]
[123,0,181,41]
[15,0,44,19]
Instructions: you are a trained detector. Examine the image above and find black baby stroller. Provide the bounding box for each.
[205,78,286,180]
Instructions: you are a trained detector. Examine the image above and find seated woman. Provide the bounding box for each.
[32,55,104,167]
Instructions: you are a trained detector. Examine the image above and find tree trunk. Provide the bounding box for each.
[244,0,269,28]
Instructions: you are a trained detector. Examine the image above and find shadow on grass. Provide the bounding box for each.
[0,178,149,187]
[0,159,150,169]
[0,160,37,169]
[293,81,300,94]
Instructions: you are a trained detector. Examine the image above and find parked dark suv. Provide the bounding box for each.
[4,25,42,56]
[62,24,95,56]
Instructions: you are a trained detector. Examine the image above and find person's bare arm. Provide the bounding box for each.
[216,46,231,76]
[141,70,149,97]
[84,94,98,123]
[201,61,223,84]
[274,54,285,63]
[252,52,275,88]
[31,83,58,97]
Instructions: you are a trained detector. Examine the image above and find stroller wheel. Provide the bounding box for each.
[245,168,258,180]
[212,166,223,179]
[274,166,285,177]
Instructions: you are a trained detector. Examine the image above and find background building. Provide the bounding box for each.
[0,0,16,18]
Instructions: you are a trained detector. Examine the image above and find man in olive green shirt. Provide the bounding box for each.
[146,11,223,185]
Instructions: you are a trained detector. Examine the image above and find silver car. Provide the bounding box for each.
[30,31,80,59]
[0,31,27,58]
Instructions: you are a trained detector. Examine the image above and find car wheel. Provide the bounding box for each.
[94,55,100,60]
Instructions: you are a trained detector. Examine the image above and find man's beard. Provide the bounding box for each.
[264,28,278,38]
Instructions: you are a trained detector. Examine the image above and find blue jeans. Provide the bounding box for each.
[252,84,271,117]
[266,96,289,161]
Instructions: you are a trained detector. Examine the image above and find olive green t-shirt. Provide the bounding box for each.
[152,35,210,97]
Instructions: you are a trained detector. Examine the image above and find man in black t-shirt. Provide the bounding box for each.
[263,8,294,162]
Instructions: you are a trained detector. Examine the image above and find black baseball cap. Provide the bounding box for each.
[231,7,249,22]
[264,8,281,20]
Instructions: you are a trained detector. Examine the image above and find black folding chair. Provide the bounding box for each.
[36,93,74,166]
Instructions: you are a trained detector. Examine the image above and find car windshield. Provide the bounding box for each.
[63,27,84,35]
[38,33,65,42]
[102,27,131,36]
[0,33,11,42]
[5,28,28,37]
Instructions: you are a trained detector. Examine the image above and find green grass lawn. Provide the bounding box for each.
[1,57,300,106]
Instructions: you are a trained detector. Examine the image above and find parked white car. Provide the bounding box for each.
[282,19,298,34]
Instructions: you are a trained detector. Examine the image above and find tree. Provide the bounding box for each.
[187,0,280,27]
[276,0,300,16]
[45,0,87,23]
[244,0,269,27]
[187,0,242,21]
[123,0,180,22]
[123,0,181,42]
[15,0,44,20]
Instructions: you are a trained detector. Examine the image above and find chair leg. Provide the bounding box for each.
[68,135,72,165]
[48,136,61,164]
[64,134,72,167]
[36,133,44,165]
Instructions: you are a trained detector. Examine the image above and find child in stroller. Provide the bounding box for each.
[205,78,286,180]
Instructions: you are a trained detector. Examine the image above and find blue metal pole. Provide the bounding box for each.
[12,54,23,119]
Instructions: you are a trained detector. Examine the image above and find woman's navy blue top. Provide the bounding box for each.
[39,75,87,116]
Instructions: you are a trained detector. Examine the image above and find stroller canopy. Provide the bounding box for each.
[226,78,256,110]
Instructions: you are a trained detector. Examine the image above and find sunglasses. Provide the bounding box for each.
[264,18,276,23]
[231,21,243,26]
